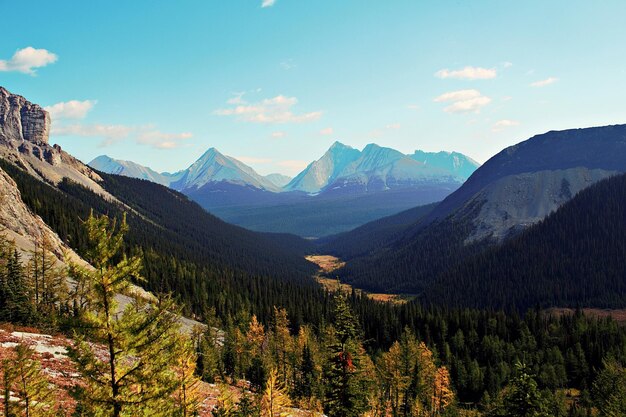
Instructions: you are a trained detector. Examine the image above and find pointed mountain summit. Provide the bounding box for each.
[170,147,280,192]
[284,141,361,194]
[90,147,280,192]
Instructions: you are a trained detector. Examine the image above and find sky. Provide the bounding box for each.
[2,0,626,176]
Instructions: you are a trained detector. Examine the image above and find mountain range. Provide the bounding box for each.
[3,85,626,312]
[89,141,479,236]
[322,124,626,309]
[0,87,318,308]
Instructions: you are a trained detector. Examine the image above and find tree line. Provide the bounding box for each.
[0,214,625,415]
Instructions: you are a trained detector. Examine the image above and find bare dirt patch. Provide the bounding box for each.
[545,308,626,324]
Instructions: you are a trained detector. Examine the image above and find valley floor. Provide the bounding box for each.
[306,255,411,305]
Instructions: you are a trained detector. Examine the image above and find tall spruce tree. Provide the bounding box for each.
[322,294,371,417]
[498,362,551,417]
[592,358,626,416]
[67,213,193,417]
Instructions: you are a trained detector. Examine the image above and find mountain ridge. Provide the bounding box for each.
[327,124,626,302]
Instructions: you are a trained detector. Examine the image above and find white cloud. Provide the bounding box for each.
[51,123,192,149]
[502,62,513,69]
[530,77,559,87]
[434,89,481,102]
[435,66,497,80]
[51,124,132,142]
[280,59,296,70]
[271,131,287,138]
[434,89,492,113]
[320,127,334,136]
[407,104,420,111]
[386,123,401,130]
[227,92,246,105]
[215,95,322,124]
[492,119,520,132]
[0,47,58,75]
[236,156,273,164]
[261,0,276,7]
[45,100,97,120]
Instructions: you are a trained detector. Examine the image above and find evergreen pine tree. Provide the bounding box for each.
[67,213,190,417]
[499,362,551,417]
[592,358,626,416]
[322,294,371,417]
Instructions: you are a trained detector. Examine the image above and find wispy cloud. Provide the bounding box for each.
[0,47,58,75]
[492,119,520,132]
[320,127,334,136]
[45,100,97,120]
[271,131,287,138]
[434,89,491,113]
[407,104,420,111]
[226,92,246,105]
[261,0,276,7]
[51,123,192,149]
[386,123,401,130]
[435,66,497,80]
[502,61,513,69]
[136,130,193,149]
[280,59,296,70]
[215,95,322,124]
[51,124,133,146]
[530,77,558,87]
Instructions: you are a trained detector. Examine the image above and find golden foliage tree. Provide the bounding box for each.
[261,368,291,417]
[172,336,202,417]
[1,343,57,417]
[432,366,454,415]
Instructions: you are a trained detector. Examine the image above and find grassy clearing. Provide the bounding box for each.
[307,255,410,305]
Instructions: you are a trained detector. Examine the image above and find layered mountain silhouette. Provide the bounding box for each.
[90,142,478,236]
[323,124,626,309]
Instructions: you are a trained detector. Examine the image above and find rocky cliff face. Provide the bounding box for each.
[0,166,69,259]
[465,167,617,243]
[0,86,113,198]
[0,86,50,145]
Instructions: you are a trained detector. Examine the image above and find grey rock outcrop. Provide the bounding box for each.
[0,86,114,198]
[0,86,50,145]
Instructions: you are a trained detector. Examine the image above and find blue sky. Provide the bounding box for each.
[2,0,626,176]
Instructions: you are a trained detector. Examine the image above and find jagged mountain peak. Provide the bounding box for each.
[329,140,353,150]
[410,149,480,180]
[286,141,476,194]
[91,147,281,193]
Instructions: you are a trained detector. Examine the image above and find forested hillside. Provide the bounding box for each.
[335,173,626,310]
[0,158,321,323]
[423,172,626,309]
